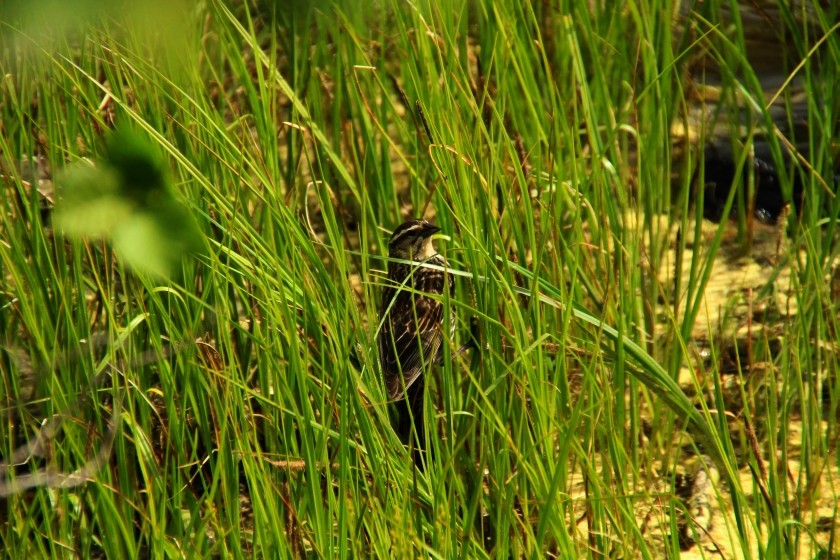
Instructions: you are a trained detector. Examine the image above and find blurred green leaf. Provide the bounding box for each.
[54,163,133,237]
[55,127,203,279]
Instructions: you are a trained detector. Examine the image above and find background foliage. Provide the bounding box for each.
[1,0,838,557]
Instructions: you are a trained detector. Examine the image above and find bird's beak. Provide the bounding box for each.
[422,225,441,238]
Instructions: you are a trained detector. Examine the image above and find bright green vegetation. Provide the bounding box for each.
[1,1,838,558]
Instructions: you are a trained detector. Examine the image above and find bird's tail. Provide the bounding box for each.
[394,378,426,464]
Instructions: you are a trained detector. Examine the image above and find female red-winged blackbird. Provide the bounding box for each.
[378,219,455,451]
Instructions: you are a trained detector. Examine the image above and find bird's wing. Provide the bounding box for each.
[379,288,447,401]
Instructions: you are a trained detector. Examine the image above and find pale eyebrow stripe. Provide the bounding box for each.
[389,225,422,246]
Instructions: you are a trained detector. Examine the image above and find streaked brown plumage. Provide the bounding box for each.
[379,219,455,400]
[378,220,454,449]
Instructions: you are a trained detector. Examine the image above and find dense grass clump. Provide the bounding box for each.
[1,1,838,557]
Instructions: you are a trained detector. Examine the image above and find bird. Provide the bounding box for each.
[378,219,455,450]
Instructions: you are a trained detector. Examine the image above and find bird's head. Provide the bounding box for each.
[387,219,441,261]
